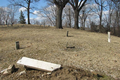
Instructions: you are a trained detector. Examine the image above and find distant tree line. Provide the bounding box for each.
[92,0,120,36]
[0,5,18,26]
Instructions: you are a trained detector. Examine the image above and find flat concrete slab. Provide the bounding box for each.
[17,57,61,72]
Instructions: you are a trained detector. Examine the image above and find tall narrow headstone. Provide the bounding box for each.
[108,32,110,42]
[16,41,20,49]
[67,31,69,37]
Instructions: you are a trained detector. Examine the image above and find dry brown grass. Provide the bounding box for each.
[0,24,120,79]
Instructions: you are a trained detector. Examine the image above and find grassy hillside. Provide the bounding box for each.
[0,24,120,79]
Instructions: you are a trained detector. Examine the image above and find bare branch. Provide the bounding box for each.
[78,0,87,11]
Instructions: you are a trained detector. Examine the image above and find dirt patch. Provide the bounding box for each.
[0,66,112,80]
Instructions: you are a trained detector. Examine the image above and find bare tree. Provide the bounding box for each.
[80,10,87,30]
[111,0,120,36]
[30,18,40,25]
[0,6,19,26]
[79,4,92,30]
[63,4,74,28]
[47,0,69,29]
[9,0,40,24]
[94,0,106,32]
[2,8,10,25]
[7,5,18,26]
[111,0,120,3]
[40,5,57,26]
[69,0,87,29]
[0,7,10,25]
[0,7,4,25]
[106,0,114,31]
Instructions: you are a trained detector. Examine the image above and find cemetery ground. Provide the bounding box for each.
[0,24,120,80]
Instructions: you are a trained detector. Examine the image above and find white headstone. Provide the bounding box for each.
[17,57,61,72]
[108,32,110,42]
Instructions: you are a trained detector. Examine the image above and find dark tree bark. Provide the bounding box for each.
[56,7,63,29]
[69,0,87,29]
[99,0,103,32]
[48,0,69,29]
[54,0,69,29]
[27,0,31,24]
[111,0,120,36]
[68,8,71,28]
[116,11,120,36]
[74,10,79,29]
[99,6,102,32]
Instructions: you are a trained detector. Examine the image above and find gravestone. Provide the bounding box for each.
[67,31,69,37]
[108,32,110,42]
[16,41,20,49]
[17,57,61,72]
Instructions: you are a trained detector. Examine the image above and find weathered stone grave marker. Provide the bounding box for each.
[17,57,61,72]
[108,32,110,42]
[16,41,20,49]
[67,31,69,37]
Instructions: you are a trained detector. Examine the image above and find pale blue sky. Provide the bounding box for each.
[0,0,47,22]
[0,0,9,7]
[0,0,47,7]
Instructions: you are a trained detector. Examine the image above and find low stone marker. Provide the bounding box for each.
[16,41,20,49]
[17,57,61,72]
[67,31,69,37]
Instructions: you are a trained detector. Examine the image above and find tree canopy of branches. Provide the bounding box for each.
[9,0,40,24]
[40,5,57,26]
[0,7,5,25]
[7,5,18,26]
[111,0,120,36]
[0,6,18,25]
[94,0,106,32]
[47,0,69,29]
[111,0,120,2]
[63,4,74,28]
[69,0,87,29]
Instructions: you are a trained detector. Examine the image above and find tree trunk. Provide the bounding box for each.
[108,12,112,31]
[56,7,63,29]
[74,10,79,29]
[27,0,30,24]
[55,17,57,27]
[69,8,71,28]
[99,15,102,32]
[6,20,7,25]
[113,23,116,35]
[83,19,86,30]
[82,10,85,30]
[116,11,120,36]
[0,14,1,24]
[81,19,84,29]
[98,0,103,32]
